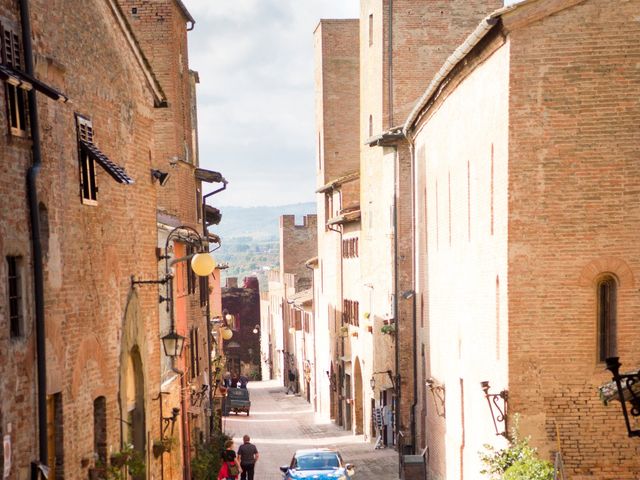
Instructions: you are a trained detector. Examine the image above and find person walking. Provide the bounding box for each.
[237,434,259,480]
[286,369,296,394]
[218,439,240,479]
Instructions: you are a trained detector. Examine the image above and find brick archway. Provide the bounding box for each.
[578,257,635,288]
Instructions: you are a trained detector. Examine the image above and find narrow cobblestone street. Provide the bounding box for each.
[222,380,399,480]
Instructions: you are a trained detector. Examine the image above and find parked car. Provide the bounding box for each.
[279,448,355,479]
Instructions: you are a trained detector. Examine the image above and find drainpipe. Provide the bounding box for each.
[391,146,401,473]
[409,138,418,454]
[20,0,48,473]
[304,261,316,410]
[327,219,344,426]
[202,182,227,437]
[387,0,393,128]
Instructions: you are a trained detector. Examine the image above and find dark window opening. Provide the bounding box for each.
[598,275,617,362]
[93,396,107,465]
[48,393,64,480]
[7,255,23,338]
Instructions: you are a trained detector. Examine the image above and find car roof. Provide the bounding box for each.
[294,448,339,455]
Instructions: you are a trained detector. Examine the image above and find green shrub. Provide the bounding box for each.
[479,421,553,480]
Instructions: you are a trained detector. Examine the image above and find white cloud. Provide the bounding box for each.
[183,0,359,206]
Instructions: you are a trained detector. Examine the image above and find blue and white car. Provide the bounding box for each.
[280,448,356,479]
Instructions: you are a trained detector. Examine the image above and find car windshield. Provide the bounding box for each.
[294,453,340,470]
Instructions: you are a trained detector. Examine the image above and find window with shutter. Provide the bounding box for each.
[76,115,98,204]
[1,25,28,136]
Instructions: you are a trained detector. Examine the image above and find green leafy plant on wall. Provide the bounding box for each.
[479,417,553,480]
[152,436,178,457]
[90,444,145,480]
[380,324,396,335]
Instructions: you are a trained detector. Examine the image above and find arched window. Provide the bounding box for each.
[93,396,107,465]
[598,275,617,362]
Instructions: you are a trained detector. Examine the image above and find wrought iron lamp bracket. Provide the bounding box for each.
[481,381,508,438]
[161,407,180,439]
[605,357,640,438]
[426,378,446,418]
[190,384,209,407]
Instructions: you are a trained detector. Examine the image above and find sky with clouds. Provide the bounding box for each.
[182,0,359,207]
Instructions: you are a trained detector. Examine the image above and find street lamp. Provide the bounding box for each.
[605,357,640,438]
[221,327,233,340]
[191,251,216,276]
[161,330,186,358]
[132,225,216,360]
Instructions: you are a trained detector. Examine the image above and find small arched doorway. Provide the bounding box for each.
[125,346,146,465]
[353,358,364,435]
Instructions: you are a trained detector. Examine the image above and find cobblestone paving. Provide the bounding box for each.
[222,380,399,480]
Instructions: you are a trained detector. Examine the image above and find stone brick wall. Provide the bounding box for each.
[279,214,317,292]
[0,0,165,477]
[314,20,360,187]
[506,1,640,477]
[314,20,360,423]
[119,0,200,223]
[407,0,640,478]
[411,42,510,479]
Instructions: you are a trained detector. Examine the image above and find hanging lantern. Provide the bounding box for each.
[221,327,233,340]
[191,252,216,277]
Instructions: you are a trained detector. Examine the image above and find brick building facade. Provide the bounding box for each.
[313,19,362,429]
[404,0,640,478]
[0,1,217,479]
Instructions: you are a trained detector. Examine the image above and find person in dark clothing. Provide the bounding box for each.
[230,373,239,388]
[237,434,259,480]
[239,374,249,388]
[286,369,296,394]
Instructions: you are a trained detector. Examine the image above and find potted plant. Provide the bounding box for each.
[381,324,396,335]
[339,325,349,336]
[152,436,178,457]
[107,444,145,480]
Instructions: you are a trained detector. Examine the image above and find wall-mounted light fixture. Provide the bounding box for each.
[426,378,446,418]
[190,384,209,407]
[605,357,640,438]
[221,327,233,340]
[252,324,260,334]
[132,225,215,361]
[161,330,185,358]
[162,407,180,438]
[151,169,170,186]
[480,381,508,438]
[371,370,396,393]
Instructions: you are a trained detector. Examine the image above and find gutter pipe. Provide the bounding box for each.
[201,181,227,437]
[327,219,345,426]
[304,261,317,411]
[19,0,47,473]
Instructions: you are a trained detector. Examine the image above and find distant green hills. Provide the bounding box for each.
[212,202,316,288]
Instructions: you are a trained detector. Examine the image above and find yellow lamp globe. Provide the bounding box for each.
[221,327,233,340]
[191,252,216,277]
